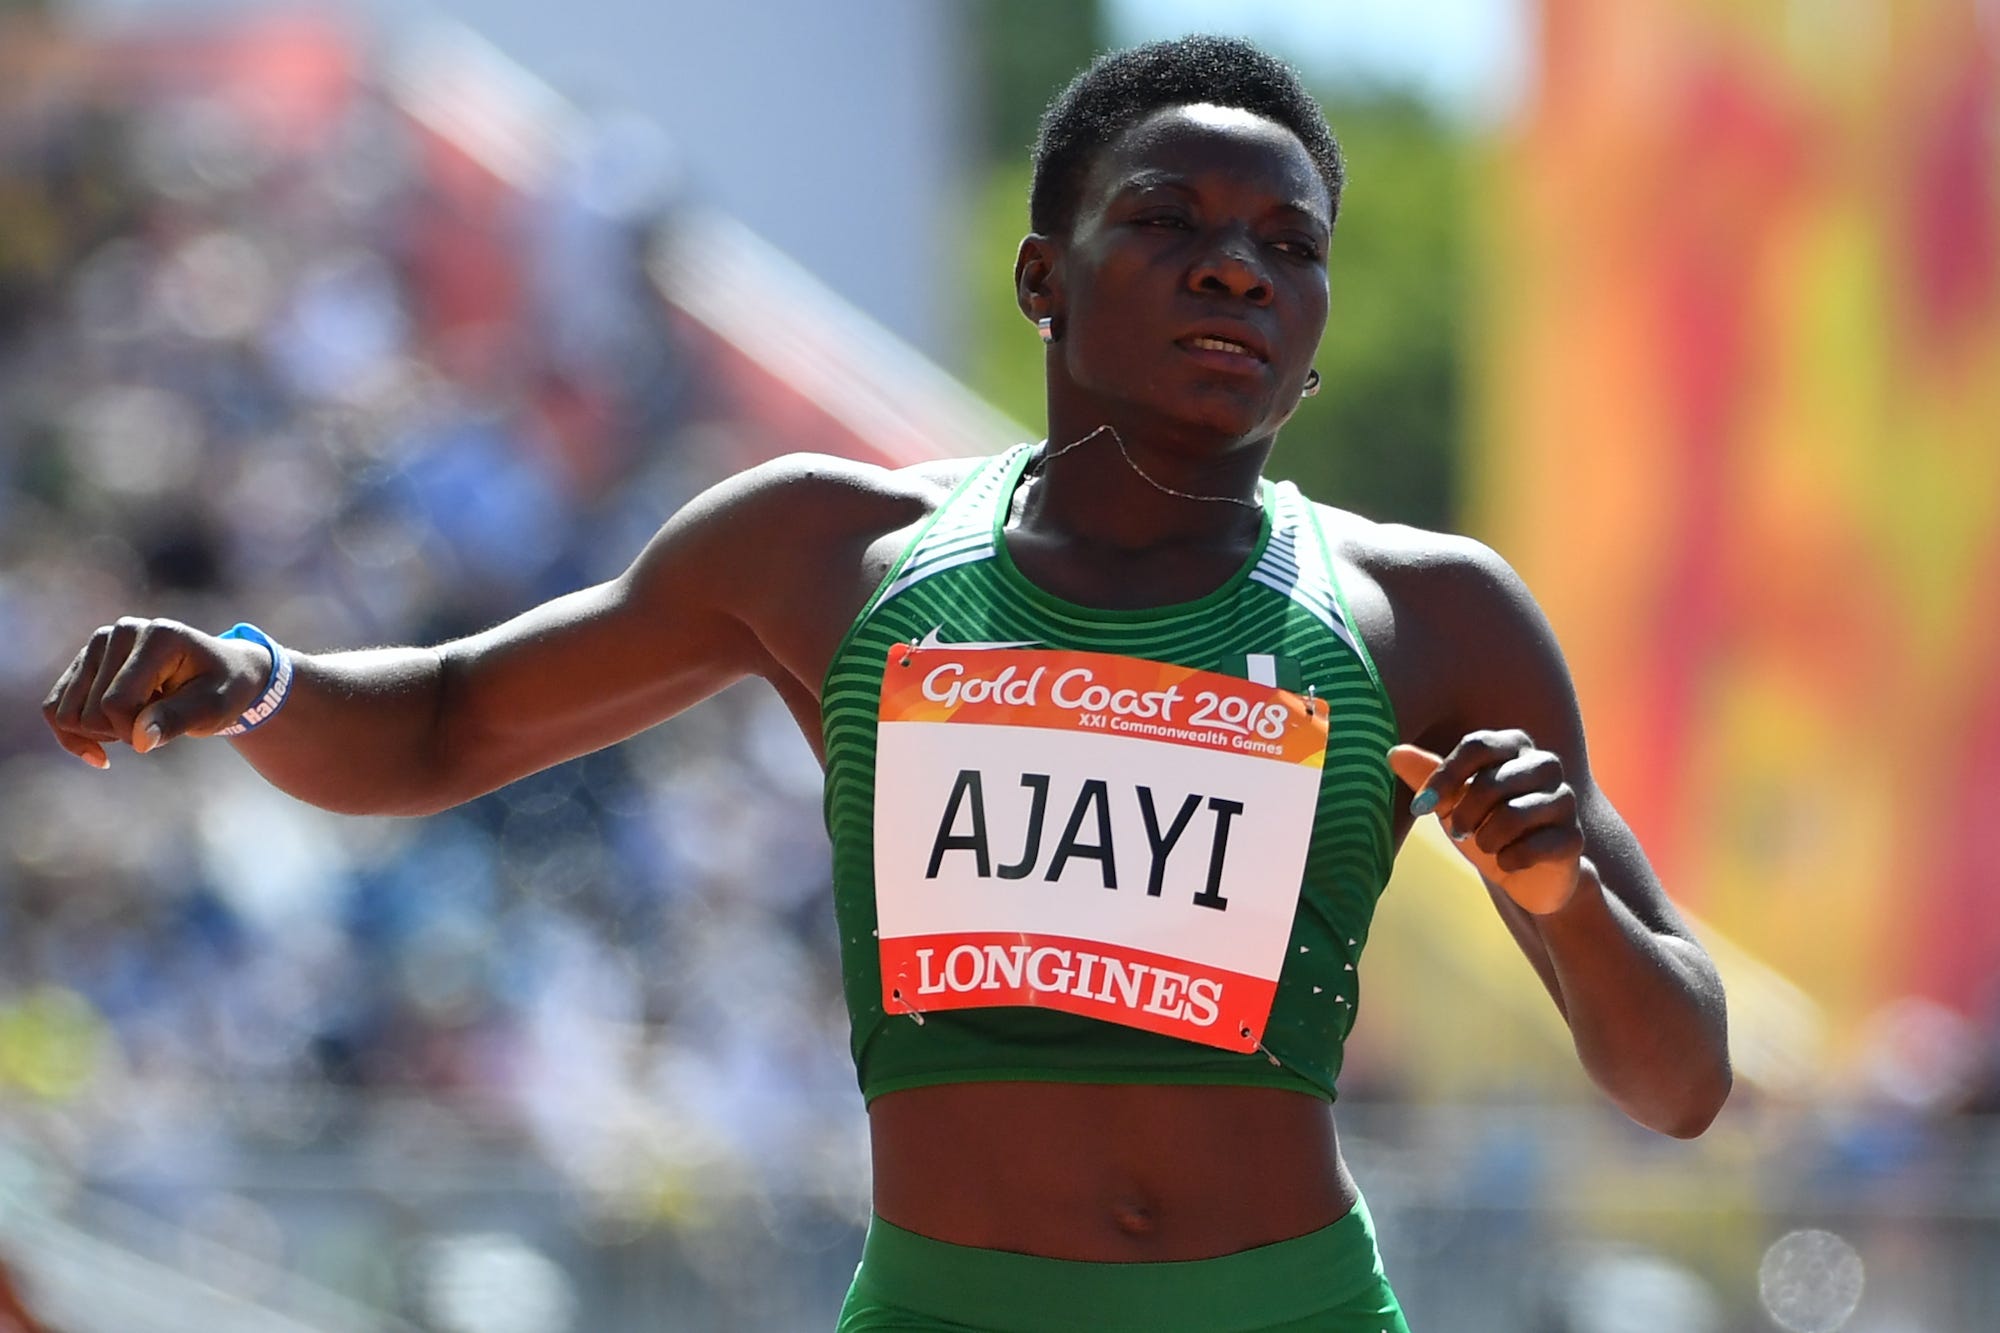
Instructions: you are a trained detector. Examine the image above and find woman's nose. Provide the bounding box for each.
[1189,234,1272,303]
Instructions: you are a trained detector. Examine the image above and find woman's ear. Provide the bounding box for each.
[1014,233,1060,330]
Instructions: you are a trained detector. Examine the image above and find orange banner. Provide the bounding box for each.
[1481,0,2000,1040]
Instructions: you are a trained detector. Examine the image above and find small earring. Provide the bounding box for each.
[1301,368,1322,398]
[1036,316,1055,345]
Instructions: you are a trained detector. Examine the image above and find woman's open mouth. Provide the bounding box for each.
[1176,334,1269,372]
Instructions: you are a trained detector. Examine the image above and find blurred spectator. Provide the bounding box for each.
[0,18,853,1257]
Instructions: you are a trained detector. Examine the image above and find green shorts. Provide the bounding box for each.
[836,1195,1410,1332]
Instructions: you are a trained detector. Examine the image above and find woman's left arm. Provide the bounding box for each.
[1386,539,1732,1138]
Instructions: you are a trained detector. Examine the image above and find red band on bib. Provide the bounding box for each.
[882,931,1272,1051]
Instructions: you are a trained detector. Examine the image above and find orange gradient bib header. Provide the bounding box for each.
[877,645,1328,767]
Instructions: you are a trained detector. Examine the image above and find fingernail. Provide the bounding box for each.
[1410,788,1439,817]
[85,753,108,770]
[1450,827,1472,842]
[143,722,164,752]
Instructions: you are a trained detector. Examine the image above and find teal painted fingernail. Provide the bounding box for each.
[1410,789,1439,817]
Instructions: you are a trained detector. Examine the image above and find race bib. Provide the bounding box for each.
[873,643,1328,1052]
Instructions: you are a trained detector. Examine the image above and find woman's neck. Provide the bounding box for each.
[1019,418,1270,553]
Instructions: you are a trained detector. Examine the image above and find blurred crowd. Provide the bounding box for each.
[0,17,867,1290]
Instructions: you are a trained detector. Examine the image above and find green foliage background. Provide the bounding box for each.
[960,4,1470,532]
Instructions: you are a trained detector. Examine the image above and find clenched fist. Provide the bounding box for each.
[41,617,275,767]
[1388,731,1588,915]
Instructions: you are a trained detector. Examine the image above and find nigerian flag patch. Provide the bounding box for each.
[1222,652,1305,692]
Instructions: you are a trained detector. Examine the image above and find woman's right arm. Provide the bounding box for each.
[40,453,902,816]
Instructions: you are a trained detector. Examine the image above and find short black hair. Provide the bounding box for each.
[1029,35,1345,238]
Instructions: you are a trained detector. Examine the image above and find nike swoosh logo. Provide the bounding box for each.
[915,625,1041,652]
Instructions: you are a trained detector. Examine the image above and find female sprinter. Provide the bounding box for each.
[43,35,1729,1332]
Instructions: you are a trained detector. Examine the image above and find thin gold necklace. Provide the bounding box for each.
[1028,425,1263,512]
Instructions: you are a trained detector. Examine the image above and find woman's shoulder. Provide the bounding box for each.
[1304,500,1522,610]
[655,451,998,698]
[751,449,984,505]
[724,450,991,545]
[1302,499,1560,745]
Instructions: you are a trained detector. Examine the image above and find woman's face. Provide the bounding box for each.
[1035,103,1333,447]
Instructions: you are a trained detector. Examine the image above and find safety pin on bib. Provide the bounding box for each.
[1239,1024,1282,1068]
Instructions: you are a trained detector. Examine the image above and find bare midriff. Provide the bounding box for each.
[867,1081,1357,1262]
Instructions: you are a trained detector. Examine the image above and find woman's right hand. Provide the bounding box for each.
[40,617,273,768]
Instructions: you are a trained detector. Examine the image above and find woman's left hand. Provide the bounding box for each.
[1388,732,1588,915]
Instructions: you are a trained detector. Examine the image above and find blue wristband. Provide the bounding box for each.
[215,623,295,737]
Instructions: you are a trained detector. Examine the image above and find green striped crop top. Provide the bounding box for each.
[820,445,1400,1103]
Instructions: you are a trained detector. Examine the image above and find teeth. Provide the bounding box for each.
[1189,336,1254,356]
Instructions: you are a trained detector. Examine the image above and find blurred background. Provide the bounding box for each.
[0,0,1994,1329]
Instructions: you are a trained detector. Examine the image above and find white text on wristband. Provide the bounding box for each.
[215,623,295,737]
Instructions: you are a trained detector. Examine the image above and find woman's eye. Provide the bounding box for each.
[1273,239,1322,261]
[1134,213,1190,229]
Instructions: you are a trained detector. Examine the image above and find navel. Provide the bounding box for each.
[1110,1196,1158,1238]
